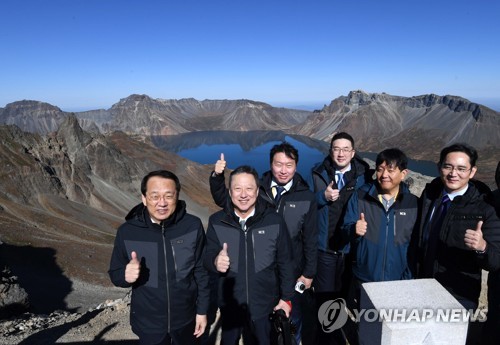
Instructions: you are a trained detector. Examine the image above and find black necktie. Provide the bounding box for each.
[275,185,285,203]
[423,195,451,276]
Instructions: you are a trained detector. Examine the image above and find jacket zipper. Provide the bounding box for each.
[161,224,171,333]
[382,212,389,281]
[244,227,250,306]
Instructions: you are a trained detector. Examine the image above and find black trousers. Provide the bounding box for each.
[220,311,272,345]
[137,320,199,345]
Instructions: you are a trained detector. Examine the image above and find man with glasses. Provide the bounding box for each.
[409,143,500,343]
[108,170,209,345]
[310,132,371,345]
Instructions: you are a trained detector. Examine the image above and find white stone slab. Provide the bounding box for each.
[358,279,469,345]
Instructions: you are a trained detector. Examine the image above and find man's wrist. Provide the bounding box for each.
[476,242,487,254]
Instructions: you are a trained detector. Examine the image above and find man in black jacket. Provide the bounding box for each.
[209,142,317,345]
[410,144,500,344]
[204,165,295,345]
[108,170,209,345]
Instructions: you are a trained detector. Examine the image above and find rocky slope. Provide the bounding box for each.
[2,91,497,185]
[293,90,499,186]
[0,117,219,318]
[0,91,497,343]
[0,95,311,136]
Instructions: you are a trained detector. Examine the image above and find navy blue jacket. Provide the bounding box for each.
[342,182,418,282]
[108,201,209,335]
[310,155,371,253]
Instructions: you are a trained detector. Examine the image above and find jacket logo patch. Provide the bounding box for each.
[289,204,296,208]
[176,239,184,244]
[399,212,406,216]
[258,230,265,234]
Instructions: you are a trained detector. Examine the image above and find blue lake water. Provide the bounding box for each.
[177,138,325,180]
[152,131,438,182]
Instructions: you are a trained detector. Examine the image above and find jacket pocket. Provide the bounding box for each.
[170,231,198,282]
[252,224,280,273]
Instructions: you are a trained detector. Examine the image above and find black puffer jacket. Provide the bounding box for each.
[210,171,317,279]
[203,198,295,320]
[108,201,209,335]
[411,178,500,303]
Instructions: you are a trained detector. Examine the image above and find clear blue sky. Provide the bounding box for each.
[1,0,499,111]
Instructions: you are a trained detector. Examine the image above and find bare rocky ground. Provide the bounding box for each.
[0,273,489,345]
[0,278,226,344]
[0,169,490,344]
[0,280,138,344]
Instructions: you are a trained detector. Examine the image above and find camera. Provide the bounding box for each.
[295,281,306,293]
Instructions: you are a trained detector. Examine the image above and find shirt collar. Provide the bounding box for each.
[444,185,468,201]
[336,163,352,174]
[236,208,255,222]
[271,178,293,192]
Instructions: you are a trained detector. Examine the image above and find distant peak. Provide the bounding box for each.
[5,100,62,112]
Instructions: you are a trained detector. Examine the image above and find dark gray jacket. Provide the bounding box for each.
[210,171,318,279]
[108,201,209,335]
[203,198,295,320]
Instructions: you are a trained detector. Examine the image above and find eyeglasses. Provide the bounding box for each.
[331,147,354,154]
[440,164,472,176]
[147,193,176,202]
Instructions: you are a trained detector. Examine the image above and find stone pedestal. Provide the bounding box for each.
[359,279,469,345]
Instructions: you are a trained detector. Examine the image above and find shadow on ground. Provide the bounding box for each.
[0,243,73,314]
[18,308,138,344]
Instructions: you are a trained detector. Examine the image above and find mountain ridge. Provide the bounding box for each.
[2,90,497,184]
[0,92,496,341]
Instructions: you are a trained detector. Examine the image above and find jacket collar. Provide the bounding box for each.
[125,200,187,227]
[425,177,488,203]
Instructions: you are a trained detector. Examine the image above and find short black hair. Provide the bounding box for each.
[269,141,299,165]
[376,148,408,171]
[141,170,181,196]
[330,132,355,150]
[438,143,478,167]
[229,165,260,189]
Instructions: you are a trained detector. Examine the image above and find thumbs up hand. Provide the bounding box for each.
[215,243,231,273]
[464,221,487,252]
[125,251,141,283]
[325,181,340,202]
[355,213,367,237]
[214,153,226,175]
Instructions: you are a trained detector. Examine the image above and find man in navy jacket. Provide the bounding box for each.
[310,132,371,345]
[109,170,209,345]
[343,148,418,303]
